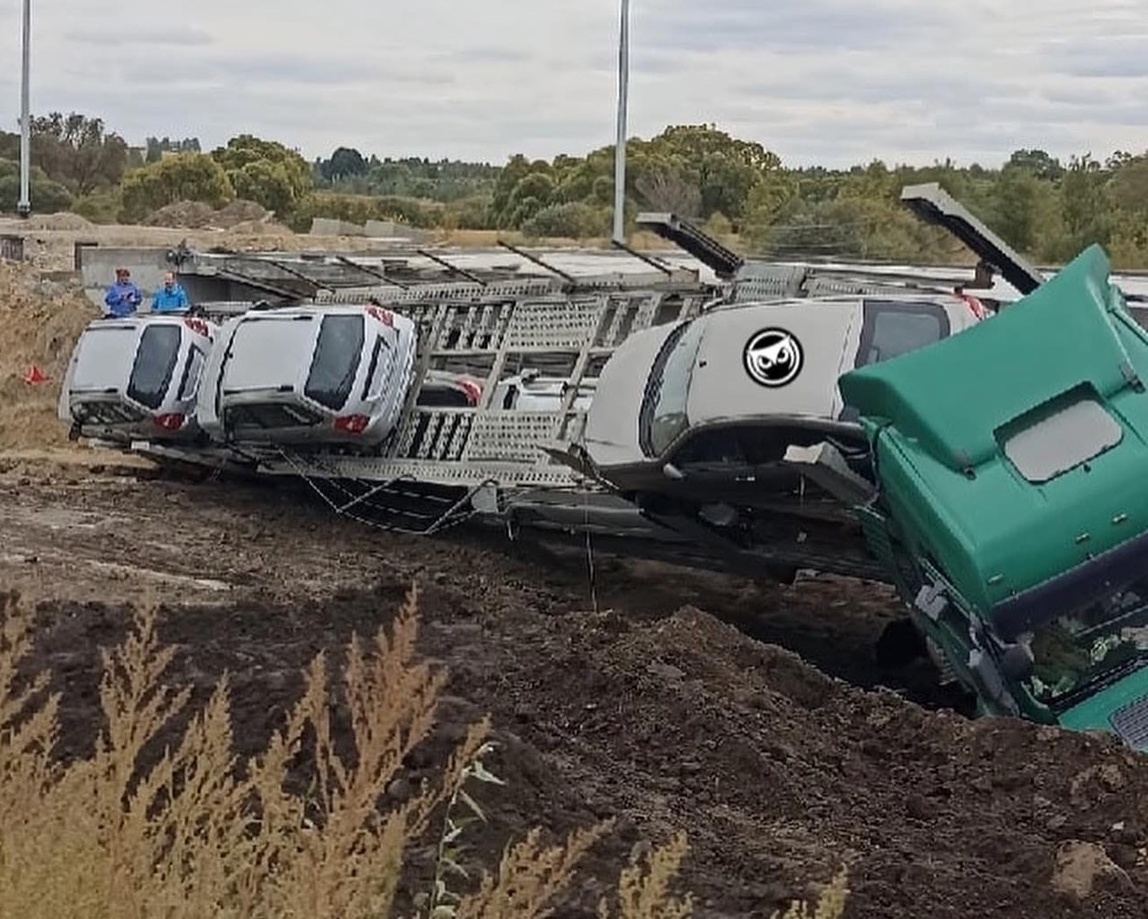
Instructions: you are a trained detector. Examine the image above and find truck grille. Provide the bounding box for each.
[1109,694,1148,749]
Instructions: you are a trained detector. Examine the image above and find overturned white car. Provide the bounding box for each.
[196,303,418,451]
[58,314,218,444]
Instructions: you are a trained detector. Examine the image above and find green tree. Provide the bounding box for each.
[145,136,201,163]
[1006,149,1064,181]
[26,111,129,194]
[986,166,1055,255]
[318,146,368,182]
[119,152,234,221]
[210,134,312,217]
[0,158,73,213]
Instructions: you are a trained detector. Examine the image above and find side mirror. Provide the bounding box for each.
[662,462,685,481]
[1000,642,1035,680]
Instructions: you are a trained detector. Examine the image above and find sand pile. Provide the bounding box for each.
[0,260,97,451]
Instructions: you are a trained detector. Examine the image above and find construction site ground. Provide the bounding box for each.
[4,238,1148,918]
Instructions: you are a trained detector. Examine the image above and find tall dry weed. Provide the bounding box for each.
[0,586,846,918]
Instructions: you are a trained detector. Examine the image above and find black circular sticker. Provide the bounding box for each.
[743,328,803,387]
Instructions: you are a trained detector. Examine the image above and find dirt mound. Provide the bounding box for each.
[144,199,275,231]
[143,200,218,229]
[0,261,95,451]
[215,199,270,225]
[17,212,95,231]
[6,473,1148,918]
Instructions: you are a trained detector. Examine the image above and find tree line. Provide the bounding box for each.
[2,111,1147,268]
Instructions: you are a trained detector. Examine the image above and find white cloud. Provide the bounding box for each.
[0,0,1147,167]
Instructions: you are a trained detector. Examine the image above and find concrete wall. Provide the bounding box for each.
[308,216,431,243]
[308,218,367,237]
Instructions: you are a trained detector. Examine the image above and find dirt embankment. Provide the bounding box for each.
[0,261,97,453]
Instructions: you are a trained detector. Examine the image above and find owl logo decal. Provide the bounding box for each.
[743,328,803,387]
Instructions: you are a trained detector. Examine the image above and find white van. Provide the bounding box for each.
[196,303,418,450]
[58,314,218,444]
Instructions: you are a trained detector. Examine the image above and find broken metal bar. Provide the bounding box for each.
[633,211,745,280]
[213,267,303,301]
[899,182,1046,295]
[609,237,673,275]
[496,240,578,284]
[334,254,410,289]
[228,254,332,293]
[415,248,488,285]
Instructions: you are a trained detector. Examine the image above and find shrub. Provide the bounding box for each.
[520,202,611,240]
[0,587,847,918]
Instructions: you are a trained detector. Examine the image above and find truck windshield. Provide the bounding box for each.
[1025,577,1148,705]
[640,320,706,457]
[127,324,181,410]
[304,314,364,410]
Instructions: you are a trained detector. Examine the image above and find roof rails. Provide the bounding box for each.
[634,211,745,280]
[899,182,1046,295]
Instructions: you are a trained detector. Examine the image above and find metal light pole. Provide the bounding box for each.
[611,0,629,243]
[17,0,31,217]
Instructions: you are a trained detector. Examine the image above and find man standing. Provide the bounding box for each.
[103,267,142,317]
[151,271,191,312]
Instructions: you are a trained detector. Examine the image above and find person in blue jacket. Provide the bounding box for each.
[103,267,142,317]
[151,271,191,312]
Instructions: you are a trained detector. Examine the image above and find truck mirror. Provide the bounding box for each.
[663,462,685,481]
[1000,642,1035,680]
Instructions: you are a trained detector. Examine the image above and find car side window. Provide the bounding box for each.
[361,335,387,400]
[854,300,951,368]
[177,345,206,402]
[840,300,953,422]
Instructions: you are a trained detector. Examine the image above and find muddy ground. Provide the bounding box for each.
[2,459,1148,919]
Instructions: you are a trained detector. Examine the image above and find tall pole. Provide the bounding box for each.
[17,0,31,217]
[612,0,629,243]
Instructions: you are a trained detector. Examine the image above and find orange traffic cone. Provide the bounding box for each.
[23,365,48,384]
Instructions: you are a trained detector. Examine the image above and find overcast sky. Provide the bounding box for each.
[0,0,1146,168]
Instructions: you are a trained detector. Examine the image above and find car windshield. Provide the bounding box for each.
[127,324,181,410]
[1025,577,1148,705]
[640,320,706,457]
[304,314,364,411]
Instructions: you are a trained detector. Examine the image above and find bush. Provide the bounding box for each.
[520,202,611,240]
[72,188,123,224]
[119,153,234,223]
[0,587,847,918]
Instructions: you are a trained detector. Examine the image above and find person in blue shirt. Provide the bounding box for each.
[151,271,191,312]
[103,267,142,317]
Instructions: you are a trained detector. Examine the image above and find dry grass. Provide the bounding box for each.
[0,584,847,918]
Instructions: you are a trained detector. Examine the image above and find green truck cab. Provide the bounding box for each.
[839,244,1148,747]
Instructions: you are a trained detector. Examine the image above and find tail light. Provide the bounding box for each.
[153,413,186,431]
[333,414,370,434]
[957,293,988,319]
[459,378,482,405]
[366,305,395,327]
